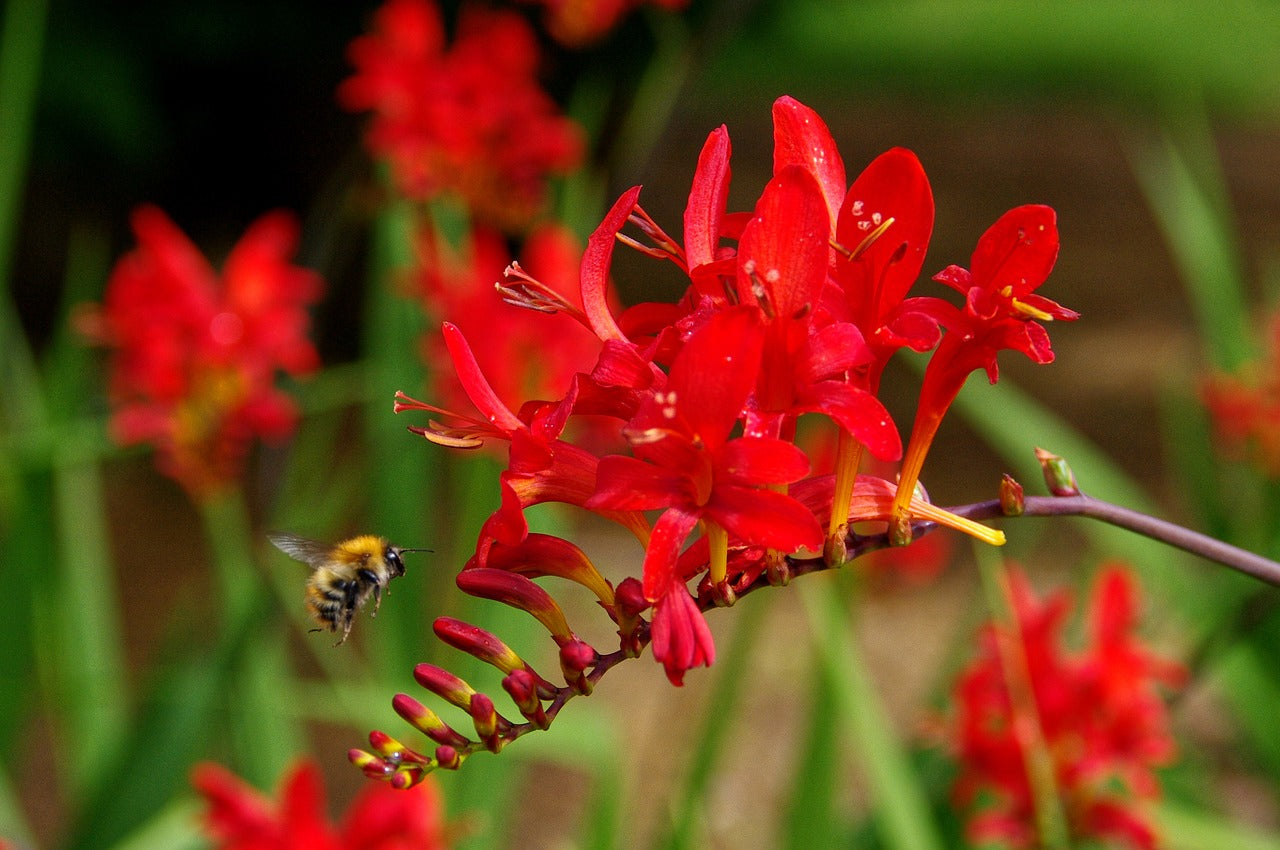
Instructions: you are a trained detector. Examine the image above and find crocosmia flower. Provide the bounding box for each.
[79,206,321,499]
[339,0,584,231]
[192,759,447,850]
[951,566,1183,849]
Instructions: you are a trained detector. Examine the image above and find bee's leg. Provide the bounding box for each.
[359,569,383,616]
[334,580,360,645]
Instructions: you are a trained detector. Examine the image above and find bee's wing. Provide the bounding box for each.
[268,532,332,568]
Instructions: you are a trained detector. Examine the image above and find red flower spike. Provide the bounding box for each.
[339,0,583,230]
[193,759,446,850]
[455,567,575,643]
[951,566,1181,849]
[82,206,321,499]
[392,693,472,749]
[891,205,1076,538]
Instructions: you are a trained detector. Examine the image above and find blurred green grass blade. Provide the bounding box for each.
[227,628,302,790]
[715,0,1280,119]
[1126,125,1253,371]
[49,457,128,802]
[0,465,47,758]
[0,0,46,281]
[362,199,433,680]
[107,797,203,850]
[799,580,944,850]
[44,224,112,420]
[658,592,767,850]
[1159,800,1280,850]
[782,654,840,850]
[63,593,272,850]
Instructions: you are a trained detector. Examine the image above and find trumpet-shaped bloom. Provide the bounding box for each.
[79,206,320,498]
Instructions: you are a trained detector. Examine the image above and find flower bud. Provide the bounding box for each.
[434,616,532,677]
[393,693,471,749]
[434,745,463,771]
[503,669,550,729]
[1000,474,1025,516]
[1035,447,1080,497]
[559,638,597,695]
[469,693,507,752]
[413,663,479,713]
[457,567,575,643]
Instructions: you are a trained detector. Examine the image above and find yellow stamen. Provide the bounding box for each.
[706,520,728,584]
[1012,297,1054,322]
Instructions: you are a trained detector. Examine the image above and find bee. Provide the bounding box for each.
[268,533,431,644]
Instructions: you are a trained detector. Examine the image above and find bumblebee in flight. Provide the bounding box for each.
[269,533,430,644]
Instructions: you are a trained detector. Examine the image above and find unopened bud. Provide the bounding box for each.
[469,693,506,752]
[1035,447,1080,497]
[434,745,463,771]
[457,568,574,642]
[559,638,597,695]
[503,670,549,729]
[393,693,471,749]
[1000,474,1025,516]
[433,616,529,676]
[413,663,478,713]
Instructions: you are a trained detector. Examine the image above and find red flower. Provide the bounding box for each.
[339,0,584,231]
[891,204,1077,536]
[79,206,320,499]
[416,221,604,418]
[951,566,1182,849]
[192,759,447,850]
[517,0,690,46]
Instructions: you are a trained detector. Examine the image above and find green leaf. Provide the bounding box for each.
[782,653,841,850]
[799,579,944,850]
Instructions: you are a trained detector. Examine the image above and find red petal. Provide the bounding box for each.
[717,435,811,485]
[440,322,524,433]
[737,165,829,319]
[969,204,1059,296]
[588,454,692,511]
[801,321,872,381]
[581,186,640,342]
[836,148,934,319]
[705,485,823,552]
[771,96,846,230]
[684,126,732,277]
[797,382,902,461]
[649,576,715,686]
[642,507,701,598]
[665,305,763,450]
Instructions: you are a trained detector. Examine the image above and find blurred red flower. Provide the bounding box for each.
[951,566,1183,849]
[79,206,320,499]
[192,759,446,850]
[1202,312,1280,476]
[339,0,584,231]
[517,0,689,46]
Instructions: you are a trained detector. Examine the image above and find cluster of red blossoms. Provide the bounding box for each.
[951,566,1184,849]
[517,0,689,46]
[353,95,1078,787]
[338,0,584,232]
[79,207,321,499]
[192,759,446,849]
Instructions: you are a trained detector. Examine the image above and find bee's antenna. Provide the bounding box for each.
[398,548,434,554]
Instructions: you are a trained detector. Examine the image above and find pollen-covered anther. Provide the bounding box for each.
[559,638,598,695]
